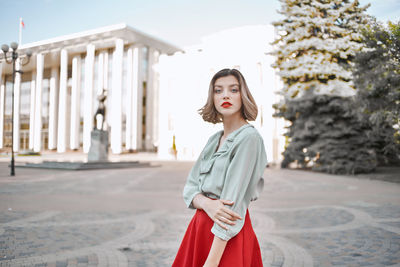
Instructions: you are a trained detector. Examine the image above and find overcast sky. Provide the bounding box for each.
[1,0,399,48]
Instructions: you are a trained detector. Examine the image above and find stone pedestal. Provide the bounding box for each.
[88,129,109,162]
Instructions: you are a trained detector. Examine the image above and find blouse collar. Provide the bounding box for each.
[218,123,253,142]
[200,123,254,172]
[212,123,253,156]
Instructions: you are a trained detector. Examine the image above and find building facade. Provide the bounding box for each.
[0,24,180,154]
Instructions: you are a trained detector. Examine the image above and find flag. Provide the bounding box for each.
[19,18,24,45]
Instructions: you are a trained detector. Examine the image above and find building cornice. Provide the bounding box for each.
[17,23,182,55]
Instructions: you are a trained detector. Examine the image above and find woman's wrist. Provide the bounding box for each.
[192,193,211,210]
[204,257,220,265]
[203,258,219,267]
[205,235,227,266]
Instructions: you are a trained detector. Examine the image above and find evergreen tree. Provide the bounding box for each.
[353,20,400,165]
[272,0,376,174]
[272,0,370,99]
[275,92,376,174]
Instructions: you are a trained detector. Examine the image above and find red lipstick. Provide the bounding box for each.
[221,102,232,108]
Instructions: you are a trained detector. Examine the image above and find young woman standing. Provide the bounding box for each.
[172,68,267,267]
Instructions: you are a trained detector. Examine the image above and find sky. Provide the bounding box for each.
[1,0,399,48]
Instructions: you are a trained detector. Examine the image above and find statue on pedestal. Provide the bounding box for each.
[94,90,107,131]
[88,89,109,162]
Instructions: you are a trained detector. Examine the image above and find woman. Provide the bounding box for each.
[172,69,267,267]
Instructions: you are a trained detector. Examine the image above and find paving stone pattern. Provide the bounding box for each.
[0,161,399,267]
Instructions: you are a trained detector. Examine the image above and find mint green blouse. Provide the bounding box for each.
[183,123,268,241]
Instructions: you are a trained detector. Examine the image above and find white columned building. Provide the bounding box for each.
[0,23,180,155]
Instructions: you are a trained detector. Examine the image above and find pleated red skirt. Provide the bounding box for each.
[172,209,263,267]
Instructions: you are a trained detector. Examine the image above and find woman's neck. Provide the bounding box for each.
[221,114,248,137]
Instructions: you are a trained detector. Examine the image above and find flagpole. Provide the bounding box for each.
[19,18,22,45]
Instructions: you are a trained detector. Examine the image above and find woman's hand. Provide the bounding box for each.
[202,198,242,230]
[192,194,242,230]
[204,198,241,230]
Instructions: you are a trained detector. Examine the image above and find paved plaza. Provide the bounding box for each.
[0,154,399,267]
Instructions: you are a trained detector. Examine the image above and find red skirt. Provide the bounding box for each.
[172,209,263,267]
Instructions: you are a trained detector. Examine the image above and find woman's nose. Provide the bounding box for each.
[222,89,230,99]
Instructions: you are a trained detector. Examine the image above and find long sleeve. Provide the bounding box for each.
[182,131,221,209]
[182,153,203,209]
[211,133,267,241]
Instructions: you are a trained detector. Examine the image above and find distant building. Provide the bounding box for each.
[157,25,285,164]
[0,24,181,154]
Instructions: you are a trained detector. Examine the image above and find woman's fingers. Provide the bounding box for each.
[219,211,235,222]
[215,217,229,230]
[218,214,236,226]
[220,199,234,205]
[219,199,242,220]
[222,207,243,220]
[203,198,243,230]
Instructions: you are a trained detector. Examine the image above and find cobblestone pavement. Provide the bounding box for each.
[0,159,399,267]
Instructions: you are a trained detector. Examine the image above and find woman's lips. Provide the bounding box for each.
[221,102,232,108]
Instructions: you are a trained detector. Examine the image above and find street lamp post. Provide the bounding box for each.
[1,42,31,176]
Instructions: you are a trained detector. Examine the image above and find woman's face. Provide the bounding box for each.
[213,75,242,119]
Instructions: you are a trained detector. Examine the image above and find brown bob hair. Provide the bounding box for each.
[198,68,258,124]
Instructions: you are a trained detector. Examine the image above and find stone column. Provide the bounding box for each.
[83,44,95,153]
[28,71,36,150]
[125,46,134,150]
[0,64,4,149]
[145,48,160,151]
[70,55,81,150]
[48,66,59,150]
[13,59,21,152]
[33,53,44,152]
[133,46,144,151]
[57,49,68,153]
[110,39,123,154]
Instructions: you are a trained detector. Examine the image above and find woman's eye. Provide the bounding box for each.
[214,89,222,94]
[231,88,239,93]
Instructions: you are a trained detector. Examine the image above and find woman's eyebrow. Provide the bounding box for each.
[214,84,239,88]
